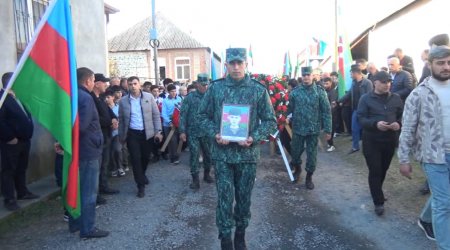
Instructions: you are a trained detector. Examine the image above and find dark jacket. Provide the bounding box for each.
[339,78,373,111]
[78,86,103,160]
[419,64,431,84]
[391,70,413,101]
[357,91,403,142]
[91,92,117,139]
[0,90,34,143]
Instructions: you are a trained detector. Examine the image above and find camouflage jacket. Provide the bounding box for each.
[287,83,332,136]
[198,74,277,163]
[179,90,206,138]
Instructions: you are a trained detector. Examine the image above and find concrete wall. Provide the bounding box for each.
[0,0,111,184]
[72,0,108,73]
[0,1,17,76]
[368,0,450,79]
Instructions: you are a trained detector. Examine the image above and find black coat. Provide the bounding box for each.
[0,90,33,143]
[91,92,117,139]
[357,91,403,142]
[391,70,413,101]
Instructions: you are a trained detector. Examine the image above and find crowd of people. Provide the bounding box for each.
[1,33,450,249]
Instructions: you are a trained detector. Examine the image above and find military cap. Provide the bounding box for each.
[196,73,210,85]
[301,66,312,76]
[228,108,241,116]
[372,71,392,83]
[350,64,362,73]
[226,48,247,63]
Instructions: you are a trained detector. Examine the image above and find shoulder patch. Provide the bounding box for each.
[251,79,267,89]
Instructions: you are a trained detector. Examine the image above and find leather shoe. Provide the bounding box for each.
[348,148,360,154]
[96,195,107,206]
[137,188,145,198]
[17,192,39,200]
[4,200,20,211]
[100,188,119,195]
[80,228,109,239]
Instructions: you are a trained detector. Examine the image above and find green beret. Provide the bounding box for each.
[196,73,209,85]
[301,66,312,76]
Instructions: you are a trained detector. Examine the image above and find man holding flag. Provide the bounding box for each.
[0,72,39,211]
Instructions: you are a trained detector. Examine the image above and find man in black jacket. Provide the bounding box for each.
[92,74,119,196]
[0,72,39,211]
[388,56,414,102]
[357,71,403,216]
[338,64,373,154]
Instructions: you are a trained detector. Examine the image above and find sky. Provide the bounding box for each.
[105,0,414,74]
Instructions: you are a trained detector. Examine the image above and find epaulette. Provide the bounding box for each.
[251,78,267,88]
[209,78,224,86]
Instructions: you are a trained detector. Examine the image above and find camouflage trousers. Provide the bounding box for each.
[214,161,256,239]
[291,133,319,173]
[188,136,212,174]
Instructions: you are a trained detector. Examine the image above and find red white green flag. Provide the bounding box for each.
[1,0,80,218]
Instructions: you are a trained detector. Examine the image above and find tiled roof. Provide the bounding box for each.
[108,13,205,52]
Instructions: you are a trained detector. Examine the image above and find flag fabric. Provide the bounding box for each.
[312,37,328,57]
[4,0,80,218]
[210,51,218,80]
[294,49,306,79]
[283,52,292,77]
[337,36,353,98]
[248,44,254,67]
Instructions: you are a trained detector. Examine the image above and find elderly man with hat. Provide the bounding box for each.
[91,73,120,200]
[179,73,214,190]
[287,66,332,189]
[357,71,403,216]
[399,34,450,248]
[198,48,276,250]
[338,64,373,154]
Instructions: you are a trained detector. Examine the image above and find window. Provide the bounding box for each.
[175,58,190,81]
[13,0,49,60]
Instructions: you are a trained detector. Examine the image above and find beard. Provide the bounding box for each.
[431,70,450,81]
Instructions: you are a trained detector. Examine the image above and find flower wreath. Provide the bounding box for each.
[251,74,289,130]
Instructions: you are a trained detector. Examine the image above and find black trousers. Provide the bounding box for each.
[127,129,153,188]
[341,105,352,134]
[362,137,396,205]
[0,140,31,202]
[99,136,112,191]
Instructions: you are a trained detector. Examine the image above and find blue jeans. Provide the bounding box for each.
[69,158,100,236]
[351,111,361,150]
[423,153,450,250]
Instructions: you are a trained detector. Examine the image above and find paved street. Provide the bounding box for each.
[0,136,436,249]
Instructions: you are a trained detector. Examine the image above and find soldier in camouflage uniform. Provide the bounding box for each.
[179,73,214,190]
[287,66,332,190]
[198,48,276,250]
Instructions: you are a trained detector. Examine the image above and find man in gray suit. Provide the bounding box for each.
[118,76,163,198]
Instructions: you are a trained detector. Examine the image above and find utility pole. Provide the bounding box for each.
[149,0,160,85]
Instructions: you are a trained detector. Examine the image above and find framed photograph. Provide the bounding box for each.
[220,104,251,142]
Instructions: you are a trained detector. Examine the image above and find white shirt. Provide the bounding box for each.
[429,77,450,152]
[129,94,144,130]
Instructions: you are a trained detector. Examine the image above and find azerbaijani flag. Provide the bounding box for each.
[249,44,254,67]
[337,35,353,97]
[283,52,292,78]
[3,0,80,218]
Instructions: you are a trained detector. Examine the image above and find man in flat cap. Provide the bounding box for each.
[399,34,450,249]
[338,64,373,154]
[357,71,403,216]
[198,48,276,250]
[288,66,332,189]
[179,73,214,190]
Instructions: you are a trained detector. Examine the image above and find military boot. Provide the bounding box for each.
[305,172,315,190]
[234,230,248,250]
[221,236,233,250]
[203,168,214,183]
[292,165,302,183]
[189,173,200,190]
